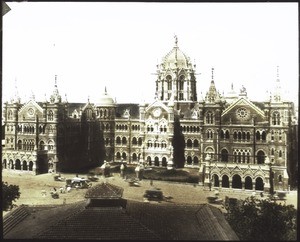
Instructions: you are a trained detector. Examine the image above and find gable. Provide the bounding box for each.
[18,100,44,120]
[222,97,265,124]
[145,99,171,119]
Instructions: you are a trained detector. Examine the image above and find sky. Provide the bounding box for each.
[2,2,299,106]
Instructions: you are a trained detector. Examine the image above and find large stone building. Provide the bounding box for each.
[2,37,298,192]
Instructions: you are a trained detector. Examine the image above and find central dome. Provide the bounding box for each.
[162,36,191,69]
[97,87,115,107]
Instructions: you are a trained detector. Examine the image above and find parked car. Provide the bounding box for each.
[66,177,92,189]
[143,189,163,201]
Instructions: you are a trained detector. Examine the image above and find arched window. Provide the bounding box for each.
[167,75,172,90]
[221,149,228,162]
[246,132,250,141]
[39,141,45,150]
[17,140,22,150]
[193,139,199,148]
[222,175,229,188]
[132,153,137,161]
[279,150,282,158]
[238,132,242,140]
[272,111,281,125]
[116,137,121,145]
[256,131,261,141]
[138,137,143,146]
[122,152,127,160]
[186,139,192,148]
[233,132,237,140]
[225,130,230,139]
[207,130,213,139]
[205,111,214,124]
[220,130,225,139]
[187,156,192,164]
[48,140,54,151]
[245,176,252,190]
[8,110,13,120]
[271,130,274,141]
[48,110,54,121]
[261,131,266,141]
[232,174,242,189]
[257,150,265,164]
[246,152,250,163]
[122,137,127,145]
[132,137,137,145]
[116,152,121,159]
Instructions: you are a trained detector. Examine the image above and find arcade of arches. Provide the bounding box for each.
[211,173,265,190]
[2,159,35,172]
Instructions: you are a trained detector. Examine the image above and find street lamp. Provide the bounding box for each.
[265,156,274,195]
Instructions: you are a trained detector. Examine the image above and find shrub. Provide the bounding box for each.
[142,168,198,183]
[2,181,21,211]
[225,197,297,241]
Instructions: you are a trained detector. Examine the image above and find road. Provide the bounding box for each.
[2,170,297,215]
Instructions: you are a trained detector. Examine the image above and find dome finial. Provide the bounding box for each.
[211,67,214,82]
[55,74,58,87]
[276,65,280,79]
[174,34,178,47]
[105,86,107,94]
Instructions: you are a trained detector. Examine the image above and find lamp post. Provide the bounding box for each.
[265,156,274,195]
[204,153,212,191]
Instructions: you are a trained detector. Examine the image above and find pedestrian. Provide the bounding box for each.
[150,179,153,186]
[120,163,125,178]
[135,165,140,180]
[66,186,71,193]
[59,187,64,193]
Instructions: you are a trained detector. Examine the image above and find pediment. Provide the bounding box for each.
[145,99,170,119]
[18,100,44,120]
[221,97,265,123]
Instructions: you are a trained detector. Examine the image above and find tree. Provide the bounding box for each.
[225,197,297,241]
[172,116,185,168]
[2,181,20,211]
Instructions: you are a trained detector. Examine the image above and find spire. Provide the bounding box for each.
[104,86,107,95]
[174,35,178,66]
[272,65,282,102]
[30,90,35,100]
[205,68,221,103]
[211,67,214,83]
[50,75,62,103]
[11,78,21,103]
[55,74,58,87]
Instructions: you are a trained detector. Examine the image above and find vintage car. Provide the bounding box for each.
[66,177,92,189]
[143,189,164,201]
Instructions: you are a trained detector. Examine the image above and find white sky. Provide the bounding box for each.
[2,2,299,105]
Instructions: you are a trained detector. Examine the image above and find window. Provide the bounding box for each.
[8,110,13,120]
[17,140,22,150]
[40,141,45,150]
[221,149,228,162]
[272,111,281,125]
[48,110,54,121]
[186,139,192,148]
[205,111,214,124]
